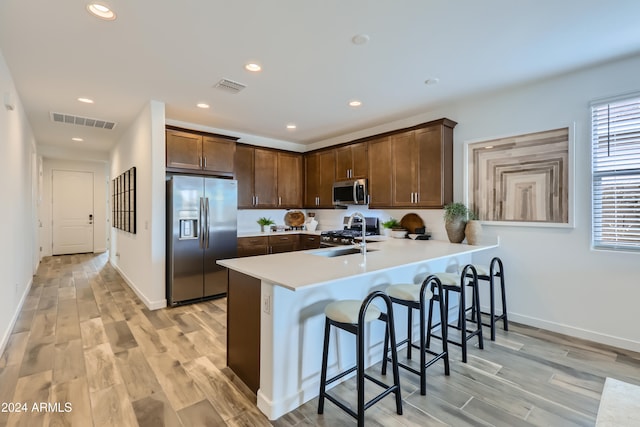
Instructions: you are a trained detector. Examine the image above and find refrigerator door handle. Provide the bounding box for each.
[205,197,210,248]
[199,197,205,249]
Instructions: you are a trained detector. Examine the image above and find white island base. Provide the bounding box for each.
[219,238,498,420]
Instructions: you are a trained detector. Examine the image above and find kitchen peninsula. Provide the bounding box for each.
[218,238,498,420]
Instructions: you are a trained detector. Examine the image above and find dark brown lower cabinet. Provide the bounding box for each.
[227,270,261,393]
[300,234,321,249]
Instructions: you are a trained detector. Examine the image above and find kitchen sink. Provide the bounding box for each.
[312,247,379,257]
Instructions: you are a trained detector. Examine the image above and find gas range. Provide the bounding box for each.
[320,216,379,247]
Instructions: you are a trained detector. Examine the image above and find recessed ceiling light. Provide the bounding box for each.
[77,97,94,104]
[86,3,116,20]
[286,124,297,130]
[424,78,440,85]
[245,63,262,72]
[349,100,362,107]
[352,34,370,45]
[72,137,84,142]
[196,103,210,109]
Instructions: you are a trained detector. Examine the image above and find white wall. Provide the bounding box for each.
[310,54,640,351]
[110,100,166,309]
[40,158,109,256]
[0,50,38,355]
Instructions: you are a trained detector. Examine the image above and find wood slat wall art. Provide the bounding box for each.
[467,127,570,225]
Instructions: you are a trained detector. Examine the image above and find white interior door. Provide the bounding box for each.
[52,170,94,255]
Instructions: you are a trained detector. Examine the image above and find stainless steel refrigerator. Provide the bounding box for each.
[166,175,237,306]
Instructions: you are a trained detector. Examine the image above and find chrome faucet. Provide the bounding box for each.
[347,212,367,256]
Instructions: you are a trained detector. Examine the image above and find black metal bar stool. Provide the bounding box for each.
[427,265,483,363]
[318,291,402,427]
[467,257,508,341]
[381,275,450,395]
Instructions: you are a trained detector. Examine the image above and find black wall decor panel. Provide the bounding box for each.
[112,166,136,233]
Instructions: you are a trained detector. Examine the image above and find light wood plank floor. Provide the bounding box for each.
[1,253,639,426]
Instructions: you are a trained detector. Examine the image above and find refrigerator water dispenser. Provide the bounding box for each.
[179,218,198,239]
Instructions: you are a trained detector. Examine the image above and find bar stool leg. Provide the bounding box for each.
[357,326,365,427]
[317,317,331,414]
[495,258,509,332]
[489,272,497,341]
[436,283,450,376]
[406,306,413,360]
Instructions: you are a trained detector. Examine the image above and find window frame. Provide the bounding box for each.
[591,93,640,253]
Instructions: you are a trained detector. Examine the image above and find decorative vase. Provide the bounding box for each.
[445,218,467,243]
[382,228,391,237]
[260,225,265,232]
[465,220,482,245]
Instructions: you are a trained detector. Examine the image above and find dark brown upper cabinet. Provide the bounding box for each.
[334,142,367,180]
[235,145,303,209]
[304,149,336,208]
[166,128,237,176]
[390,119,456,208]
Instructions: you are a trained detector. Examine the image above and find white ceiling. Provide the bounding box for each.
[2,0,640,154]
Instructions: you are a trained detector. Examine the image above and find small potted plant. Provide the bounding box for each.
[381,218,400,236]
[443,202,469,243]
[257,217,275,233]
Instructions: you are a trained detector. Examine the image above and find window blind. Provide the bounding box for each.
[591,96,640,251]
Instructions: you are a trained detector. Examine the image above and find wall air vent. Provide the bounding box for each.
[50,112,117,130]
[214,78,247,94]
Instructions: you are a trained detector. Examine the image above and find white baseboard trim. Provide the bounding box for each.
[110,261,167,310]
[0,277,33,359]
[509,312,640,353]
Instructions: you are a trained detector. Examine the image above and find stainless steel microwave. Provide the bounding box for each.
[332,179,368,205]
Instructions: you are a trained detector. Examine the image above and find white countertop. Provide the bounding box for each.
[218,238,497,291]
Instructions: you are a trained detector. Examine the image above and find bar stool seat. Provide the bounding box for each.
[466,257,508,341]
[382,275,450,395]
[325,300,382,324]
[386,284,431,302]
[427,265,484,363]
[318,291,402,427]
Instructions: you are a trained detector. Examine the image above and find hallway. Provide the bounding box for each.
[0,253,269,426]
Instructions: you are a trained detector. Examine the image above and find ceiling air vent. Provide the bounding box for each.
[50,112,117,130]
[214,78,247,94]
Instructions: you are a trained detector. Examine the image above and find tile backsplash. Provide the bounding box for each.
[238,207,448,241]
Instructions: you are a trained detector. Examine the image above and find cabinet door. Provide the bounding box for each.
[391,131,417,206]
[269,235,298,253]
[254,148,278,208]
[202,136,235,174]
[334,143,367,179]
[368,137,392,207]
[237,236,269,257]
[300,234,321,250]
[304,153,320,207]
[415,126,445,207]
[334,146,352,180]
[166,130,202,170]
[235,145,255,208]
[277,152,303,208]
[318,150,336,208]
[350,142,368,179]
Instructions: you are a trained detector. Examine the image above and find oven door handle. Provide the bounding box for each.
[353,181,360,204]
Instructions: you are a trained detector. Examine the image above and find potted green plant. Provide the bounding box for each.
[443,202,469,243]
[257,217,275,232]
[381,218,400,236]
